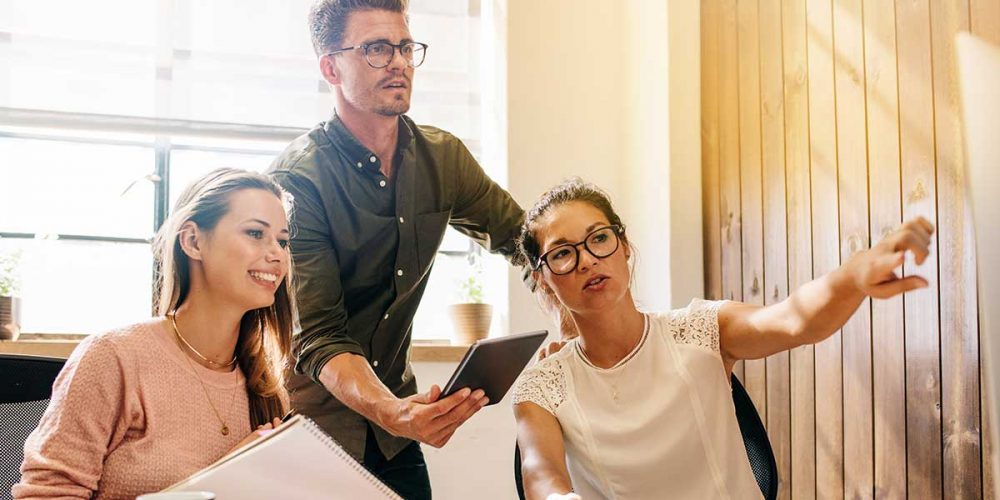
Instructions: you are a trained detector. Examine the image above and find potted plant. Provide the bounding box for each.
[0,250,22,341]
[447,249,492,345]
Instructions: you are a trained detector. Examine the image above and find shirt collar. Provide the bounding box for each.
[324,112,416,171]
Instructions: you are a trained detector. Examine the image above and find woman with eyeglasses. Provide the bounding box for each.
[511,178,935,500]
[14,169,295,500]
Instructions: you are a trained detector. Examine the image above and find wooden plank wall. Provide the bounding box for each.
[701,0,997,497]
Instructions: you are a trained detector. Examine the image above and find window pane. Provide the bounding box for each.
[174,0,314,57]
[0,137,155,239]
[2,40,157,116]
[412,253,491,341]
[439,227,472,253]
[1,0,158,46]
[407,5,481,152]
[169,55,327,128]
[168,0,326,127]
[0,238,153,334]
[0,0,507,340]
[168,149,277,211]
[412,251,509,342]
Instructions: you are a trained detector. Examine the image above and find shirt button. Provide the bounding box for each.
[396,269,404,277]
[369,155,377,163]
[383,313,389,320]
[373,360,379,368]
[356,161,362,168]
[379,180,387,188]
[398,217,405,224]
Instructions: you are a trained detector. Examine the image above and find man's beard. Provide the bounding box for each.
[374,96,410,117]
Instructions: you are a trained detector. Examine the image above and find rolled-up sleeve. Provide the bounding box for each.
[271,170,364,383]
[448,139,527,267]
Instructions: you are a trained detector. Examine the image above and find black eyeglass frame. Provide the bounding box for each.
[534,224,625,275]
[325,41,429,69]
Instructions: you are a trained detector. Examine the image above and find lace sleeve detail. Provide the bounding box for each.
[670,298,726,353]
[511,359,567,415]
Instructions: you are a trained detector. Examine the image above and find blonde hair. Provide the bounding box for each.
[152,168,295,427]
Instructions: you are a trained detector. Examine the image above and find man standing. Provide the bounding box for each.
[267,1,526,497]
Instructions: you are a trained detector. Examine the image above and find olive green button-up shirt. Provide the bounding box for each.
[267,114,525,461]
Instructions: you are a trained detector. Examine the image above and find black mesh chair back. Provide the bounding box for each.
[0,354,66,499]
[514,442,525,500]
[731,373,778,500]
[512,374,779,499]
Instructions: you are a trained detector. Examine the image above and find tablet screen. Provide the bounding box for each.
[440,330,548,405]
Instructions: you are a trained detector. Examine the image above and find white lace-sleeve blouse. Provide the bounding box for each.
[512,299,762,500]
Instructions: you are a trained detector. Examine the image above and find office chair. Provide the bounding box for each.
[0,354,66,497]
[513,374,778,499]
[730,373,779,499]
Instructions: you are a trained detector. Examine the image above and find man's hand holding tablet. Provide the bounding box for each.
[441,330,549,403]
[387,330,548,448]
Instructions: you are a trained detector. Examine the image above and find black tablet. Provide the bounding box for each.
[440,330,549,405]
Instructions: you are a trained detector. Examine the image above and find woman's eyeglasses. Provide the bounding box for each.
[535,225,624,275]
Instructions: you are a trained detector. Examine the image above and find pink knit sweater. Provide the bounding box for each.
[13,319,252,500]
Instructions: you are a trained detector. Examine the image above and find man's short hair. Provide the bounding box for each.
[309,0,408,56]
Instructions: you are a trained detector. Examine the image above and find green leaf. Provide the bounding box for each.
[0,250,23,297]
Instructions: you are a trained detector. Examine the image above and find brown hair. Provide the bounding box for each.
[517,178,628,269]
[309,0,408,56]
[153,168,295,427]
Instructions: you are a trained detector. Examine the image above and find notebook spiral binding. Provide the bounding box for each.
[299,415,403,500]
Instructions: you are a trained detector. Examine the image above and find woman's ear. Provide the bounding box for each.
[178,221,205,262]
[532,270,561,315]
[534,270,555,295]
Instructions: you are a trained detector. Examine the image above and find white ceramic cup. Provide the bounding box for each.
[136,492,215,500]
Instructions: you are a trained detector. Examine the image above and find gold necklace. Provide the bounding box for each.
[169,314,239,435]
[168,313,237,368]
[577,314,649,402]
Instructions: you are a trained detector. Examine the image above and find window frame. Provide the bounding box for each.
[1,0,502,340]
[0,107,483,339]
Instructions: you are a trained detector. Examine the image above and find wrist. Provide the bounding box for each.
[319,354,405,433]
[374,396,405,434]
[839,254,867,295]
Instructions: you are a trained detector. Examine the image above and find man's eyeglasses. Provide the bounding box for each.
[326,41,428,69]
[535,225,624,275]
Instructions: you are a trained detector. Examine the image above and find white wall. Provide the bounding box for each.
[664,0,705,308]
[415,362,520,499]
[620,0,705,311]
[621,0,673,311]
[416,1,702,498]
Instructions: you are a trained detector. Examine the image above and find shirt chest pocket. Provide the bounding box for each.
[414,210,451,270]
[335,210,398,288]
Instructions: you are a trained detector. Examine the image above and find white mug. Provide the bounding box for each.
[136,492,215,500]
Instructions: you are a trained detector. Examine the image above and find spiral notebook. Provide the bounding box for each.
[164,414,401,499]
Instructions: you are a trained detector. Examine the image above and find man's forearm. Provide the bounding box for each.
[317,353,400,431]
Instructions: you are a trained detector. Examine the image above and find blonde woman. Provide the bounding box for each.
[15,169,296,500]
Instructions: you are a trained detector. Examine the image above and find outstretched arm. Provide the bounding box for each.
[718,217,934,366]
